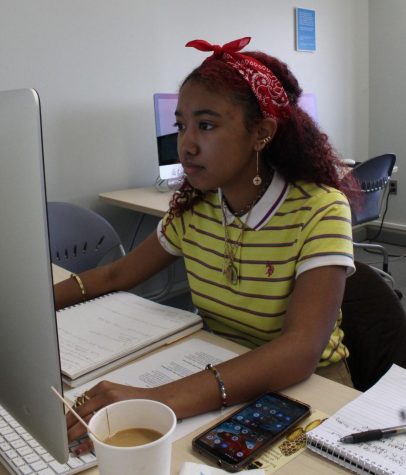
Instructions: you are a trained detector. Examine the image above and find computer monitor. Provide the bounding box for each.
[151,91,316,184]
[0,88,68,463]
[298,92,318,123]
[153,93,183,180]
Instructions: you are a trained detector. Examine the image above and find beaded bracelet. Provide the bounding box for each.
[206,363,227,408]
[70,273,87,302]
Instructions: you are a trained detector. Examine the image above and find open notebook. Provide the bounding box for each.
[306,364,406,475]
[57,291,202,387]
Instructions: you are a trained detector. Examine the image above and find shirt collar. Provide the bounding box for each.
[219,170,290,230]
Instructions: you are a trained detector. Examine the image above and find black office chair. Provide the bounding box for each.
[47,201,126,273]
[350,153,396,274]
[341,261,406,391]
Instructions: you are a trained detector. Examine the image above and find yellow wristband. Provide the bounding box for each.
[70,273,87,302]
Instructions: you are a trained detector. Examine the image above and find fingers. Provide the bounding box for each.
[68,408,97,443]
[72,390,91,409]
[71,435,94,456]
[66,381,149,443]
[67,394,104,434]
[66,382,123,440]
[67,395,98,425]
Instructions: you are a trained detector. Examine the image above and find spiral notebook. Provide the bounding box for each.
[306,364,406,474]
[56,291,202,387]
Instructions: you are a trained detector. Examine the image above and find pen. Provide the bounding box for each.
[340,424,406,444]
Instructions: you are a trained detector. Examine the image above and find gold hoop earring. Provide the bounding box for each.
[253,150,262,186]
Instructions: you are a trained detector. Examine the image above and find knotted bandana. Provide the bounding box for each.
[186,37,290,121]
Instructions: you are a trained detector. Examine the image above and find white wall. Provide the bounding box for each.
[369,0,406,229]
[0,0,369,245]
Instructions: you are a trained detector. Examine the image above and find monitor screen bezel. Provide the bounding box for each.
[153,93,184,180]
[0,88,69,464]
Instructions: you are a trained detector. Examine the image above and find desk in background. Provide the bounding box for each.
[99,186,172,218]
[99,186,184,300]
[99,161,399,218]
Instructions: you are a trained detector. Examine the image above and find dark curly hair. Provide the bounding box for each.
[165,52,360,223]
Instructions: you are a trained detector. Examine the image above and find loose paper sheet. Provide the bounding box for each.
[65,338,238,441]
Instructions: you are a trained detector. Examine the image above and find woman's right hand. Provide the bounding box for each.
[67,381,155,455]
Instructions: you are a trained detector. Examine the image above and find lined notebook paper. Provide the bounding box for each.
[306,364,406,474]
[57,291,202,387]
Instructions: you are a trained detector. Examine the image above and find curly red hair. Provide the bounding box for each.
[165,52,360,223]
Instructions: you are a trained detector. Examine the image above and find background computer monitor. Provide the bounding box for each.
[152,91,317,181]
[153,93,183,180]
[298,92,318,123]
[0,88,69,463]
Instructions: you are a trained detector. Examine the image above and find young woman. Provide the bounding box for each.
[57,37,357,453]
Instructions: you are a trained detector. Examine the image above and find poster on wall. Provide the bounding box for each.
[295,7,316,52]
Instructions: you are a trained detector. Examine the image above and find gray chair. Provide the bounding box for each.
[350,153,396,274]
[47,201,125,273]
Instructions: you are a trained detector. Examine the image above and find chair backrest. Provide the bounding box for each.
[350,153,396,225]
[341,261,406,391]
[47,201,125,273]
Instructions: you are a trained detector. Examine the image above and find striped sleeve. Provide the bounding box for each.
[296,190,355,277]
[157,215,184,257]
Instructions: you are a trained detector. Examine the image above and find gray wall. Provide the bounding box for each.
[0,0,370,250]
[369,0,406,230]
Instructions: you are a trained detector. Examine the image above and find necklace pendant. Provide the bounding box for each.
[224,262,239,285]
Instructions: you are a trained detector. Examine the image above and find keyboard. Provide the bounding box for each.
[0,404,97,475]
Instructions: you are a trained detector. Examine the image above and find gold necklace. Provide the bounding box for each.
[226,171,274,218]
[221,200,251,285]
[220,171,272,284]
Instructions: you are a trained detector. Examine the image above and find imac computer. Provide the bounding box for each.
[298,92,318,123]
[0,89,70,467]
[153,93,183,183]
[151,91,316,184]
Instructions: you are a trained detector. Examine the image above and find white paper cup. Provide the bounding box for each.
[88,399,176,475]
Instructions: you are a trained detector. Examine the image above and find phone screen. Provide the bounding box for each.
[192,393,310,471]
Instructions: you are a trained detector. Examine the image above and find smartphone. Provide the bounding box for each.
[192,392,310,472]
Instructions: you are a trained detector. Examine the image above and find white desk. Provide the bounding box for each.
[0,356,358,475]
[99,186,172,218]
[52,263,71,283]
[0,264,358,474]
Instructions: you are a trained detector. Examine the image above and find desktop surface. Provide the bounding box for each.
[4,264,360,474]
[0,360,358,475]
[19,267,365,472]
[0,265,359,474]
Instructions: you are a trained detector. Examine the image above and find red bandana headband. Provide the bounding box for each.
[185,37,290,121]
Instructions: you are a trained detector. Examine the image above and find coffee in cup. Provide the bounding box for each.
[89,399,176,475]
[103,427,163,447]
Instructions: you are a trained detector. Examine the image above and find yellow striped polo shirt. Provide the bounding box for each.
[158,171,355,366]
